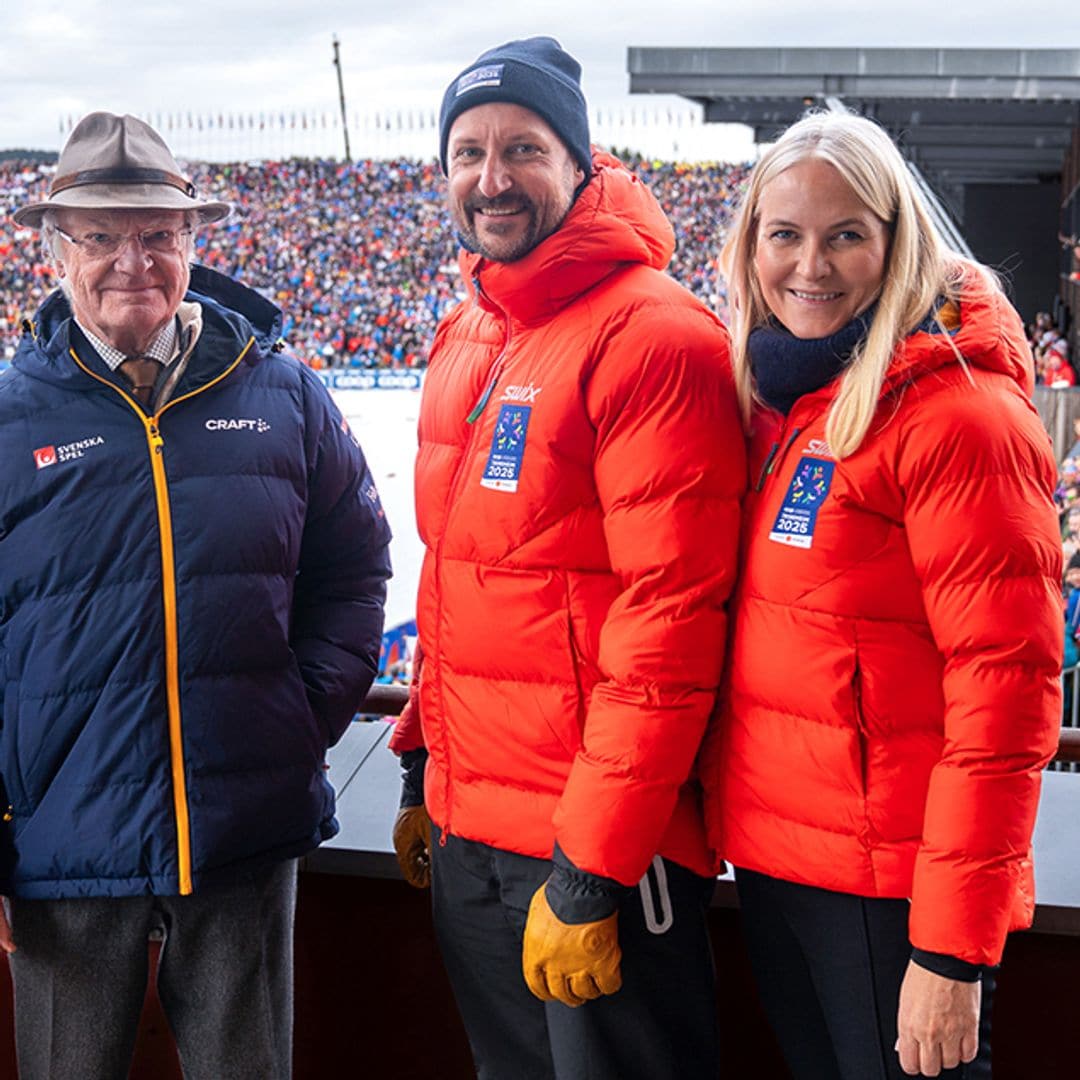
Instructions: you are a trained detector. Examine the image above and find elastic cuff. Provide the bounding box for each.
[545,842,631,924]
[910,947,984,982]
[399,748,428,808]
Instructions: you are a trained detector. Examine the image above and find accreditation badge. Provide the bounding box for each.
[480,404,531,492]
[768,455,835,549]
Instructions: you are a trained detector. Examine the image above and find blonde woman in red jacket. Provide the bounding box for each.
[702,111,1062,1079]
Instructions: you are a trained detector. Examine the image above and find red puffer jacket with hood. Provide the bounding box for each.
[703,274,1062,965]
[406,152,745,885]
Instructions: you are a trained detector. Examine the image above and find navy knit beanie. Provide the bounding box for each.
[439,37,591,178]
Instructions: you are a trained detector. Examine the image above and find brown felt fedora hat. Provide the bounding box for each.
[13,111,230,229]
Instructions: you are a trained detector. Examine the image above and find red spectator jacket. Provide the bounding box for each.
[702,275,1062,964]
[407,152,745,884]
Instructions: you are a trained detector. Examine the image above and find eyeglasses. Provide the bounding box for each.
[54,224,193,259]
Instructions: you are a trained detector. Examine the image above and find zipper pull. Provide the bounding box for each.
[781,427,803,460]
[466,375,498,424]
[754,426,805,491]
[755,442,780,492]
[149,423,164,454]
[465,271,508,423]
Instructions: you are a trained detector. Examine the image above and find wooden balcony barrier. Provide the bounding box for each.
[362,684,1080,764]
[360,682,409,717]
[1058,726,1080,763]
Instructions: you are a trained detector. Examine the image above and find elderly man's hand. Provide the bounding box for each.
[522,882,621,1007]
[392,805,432,889]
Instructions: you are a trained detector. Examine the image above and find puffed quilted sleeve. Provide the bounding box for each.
[899,379,1062,965]
[551,307,746,884]
[388,641,425,754]
[292,365,393,747]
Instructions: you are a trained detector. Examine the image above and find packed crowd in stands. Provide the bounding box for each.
[1031,311,1076,387]
[1055,402,1080,686]
[1047,236,1080,675]
[0,154,751,367]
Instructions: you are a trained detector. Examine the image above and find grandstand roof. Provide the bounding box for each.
[627,48,1080,204]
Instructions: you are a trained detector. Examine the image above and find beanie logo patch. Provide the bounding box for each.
[456,64,504,97]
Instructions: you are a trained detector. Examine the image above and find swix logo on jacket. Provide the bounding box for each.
[501,383,542,403]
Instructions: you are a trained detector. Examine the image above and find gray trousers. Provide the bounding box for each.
[6,858,297,1080]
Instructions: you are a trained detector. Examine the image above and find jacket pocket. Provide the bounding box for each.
[555,616,589,757]
[281,653,327,762]
[850,655,881,851]
[852,658,870,797]
[1,686,28,815]
[560,572,613,756]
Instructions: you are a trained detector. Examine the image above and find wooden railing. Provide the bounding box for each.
[361,682,409,717]
[1058,727,1080,764]
[358,684,1080,765]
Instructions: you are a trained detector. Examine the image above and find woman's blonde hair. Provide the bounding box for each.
[722,109,992,458]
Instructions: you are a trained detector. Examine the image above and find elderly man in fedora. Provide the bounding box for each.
[0,112,391,1079]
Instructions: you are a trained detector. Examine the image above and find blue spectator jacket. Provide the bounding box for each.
[0,266,391,898]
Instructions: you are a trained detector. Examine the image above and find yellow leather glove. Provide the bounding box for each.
[392,804,432,889]
[522,882,622,1007]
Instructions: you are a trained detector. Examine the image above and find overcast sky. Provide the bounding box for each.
[3,0,1078,159]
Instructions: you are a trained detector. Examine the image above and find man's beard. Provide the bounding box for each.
[455,194,550,264]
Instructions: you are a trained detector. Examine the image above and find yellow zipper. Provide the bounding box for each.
[69,338,254,894]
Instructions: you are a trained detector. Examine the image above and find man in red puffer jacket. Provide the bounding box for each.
[390,36,745,1080]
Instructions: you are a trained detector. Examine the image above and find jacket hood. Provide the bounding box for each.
[459,150,675,324]
[13,264,283,390]
[882,268,1033,398]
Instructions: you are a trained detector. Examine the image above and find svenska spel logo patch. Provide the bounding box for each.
[33,435,106,467]
[33,446,57,470]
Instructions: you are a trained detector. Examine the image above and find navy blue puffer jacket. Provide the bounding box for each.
[0,266,391,898]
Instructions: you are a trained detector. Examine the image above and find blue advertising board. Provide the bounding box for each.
[319,371,423,391]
